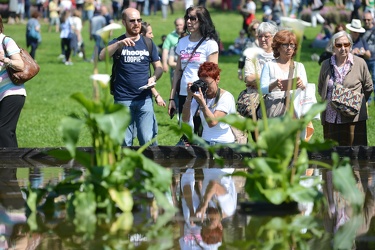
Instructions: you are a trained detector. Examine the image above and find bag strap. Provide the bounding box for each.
[1,35,8,57]
[181,37,205,72]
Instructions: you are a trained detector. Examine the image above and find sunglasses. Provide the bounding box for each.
[185,15,198,22]
[128,18,142,23]
[335,43,351,48]
[281,43,296,49]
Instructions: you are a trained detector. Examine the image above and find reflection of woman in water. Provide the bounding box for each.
[179,168,237,249]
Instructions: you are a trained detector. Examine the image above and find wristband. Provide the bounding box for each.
[169,99,175,101]
[154,94,160,101]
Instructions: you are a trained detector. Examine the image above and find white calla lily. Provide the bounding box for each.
[91,74,110,86]
[96,23,123,42]
[242,47,265,60]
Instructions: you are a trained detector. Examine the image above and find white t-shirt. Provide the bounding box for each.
[176,36,218,96]
[260,60,308,95]
[202,168,237,217]
[244,51,274,78]
[189,91,236,143]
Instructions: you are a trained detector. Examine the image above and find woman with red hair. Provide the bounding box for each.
[182,62,236,144]
[259,29,307,118]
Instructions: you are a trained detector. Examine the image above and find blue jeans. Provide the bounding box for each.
[116,98,156,146]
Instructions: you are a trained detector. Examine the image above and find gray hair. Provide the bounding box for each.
[328,31,353,52]
[257,22,278,36]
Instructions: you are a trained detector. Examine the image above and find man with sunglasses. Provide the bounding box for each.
[362,11,375,103]
[99,8,163,146]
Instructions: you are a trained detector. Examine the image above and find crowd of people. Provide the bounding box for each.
[2,1,375,148]
[3,3,375,248]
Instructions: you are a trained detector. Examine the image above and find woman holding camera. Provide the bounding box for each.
[168,6,219,120]
[182,62,236,144]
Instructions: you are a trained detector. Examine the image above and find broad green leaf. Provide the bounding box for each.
[71,92,96,112]
[108,188,133,212]
[302,102,326,124]
[59,117,84,157]
[110,212,133,233]
[334,215,362,249]
[218,113,257,131]
[259,186,288,204]
[332,162,364,213]
[93,107,130,145]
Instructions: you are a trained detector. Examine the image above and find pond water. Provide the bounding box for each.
[1,157,375,249]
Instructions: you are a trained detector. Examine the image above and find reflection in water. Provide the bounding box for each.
[0,160,374,249]
[179,167,237,249]
[321,168,375,248]
[0,168,34,249]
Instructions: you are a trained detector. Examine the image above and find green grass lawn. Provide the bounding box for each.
[5,7,375,147]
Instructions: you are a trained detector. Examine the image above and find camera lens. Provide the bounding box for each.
[190,79,207,93]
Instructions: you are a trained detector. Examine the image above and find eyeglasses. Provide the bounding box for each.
[258,35,272,40]
[185,15,198,22]
[281,43,296,49]
[334,43,351,48]
[128,18,142,23]
[363,18,373,21]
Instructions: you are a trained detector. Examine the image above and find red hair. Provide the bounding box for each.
[198,62,221,80]
[272,30,297,58]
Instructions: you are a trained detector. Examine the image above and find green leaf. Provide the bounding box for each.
[259,186,288,204]
[93,107,130,145]
[59,117,84,157]
[71,92,96,112]
[257,116,300,160]
[108,188,133,212]
[218,113,257,131]
[110,212,134,233]
[332,159,364,213]
[302,102,326,124]
[73,184,97,236]
[334,215,363,249]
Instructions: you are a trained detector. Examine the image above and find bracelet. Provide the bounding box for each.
[154,94,160,101]
[169,99,175,101]
[200,105,207,110]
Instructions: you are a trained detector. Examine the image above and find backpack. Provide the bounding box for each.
[110,34,154,95]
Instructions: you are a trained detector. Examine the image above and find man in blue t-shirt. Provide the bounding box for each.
[99,7,163,146]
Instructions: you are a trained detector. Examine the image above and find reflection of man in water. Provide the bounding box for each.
[179,168,237,249]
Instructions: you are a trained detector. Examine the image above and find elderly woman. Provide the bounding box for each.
[259,29,307,117]
[182,62,236,144]
[244,21,278,88]
[0,16,25,147]
[318,31,373,146]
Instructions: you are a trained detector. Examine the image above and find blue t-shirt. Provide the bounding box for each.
[110,36,159,101]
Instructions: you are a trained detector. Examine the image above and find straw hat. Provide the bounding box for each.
[346,19,366,33]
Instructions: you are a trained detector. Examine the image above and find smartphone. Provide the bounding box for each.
[170,107,176,119]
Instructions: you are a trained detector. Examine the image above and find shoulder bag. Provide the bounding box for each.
[329,60,363,117]
[236,88,260,118]
[2,36,40,85]
[260,61,294,118]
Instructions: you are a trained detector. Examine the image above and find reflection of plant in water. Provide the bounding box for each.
[173,18,366,250]
[21,23,175,246]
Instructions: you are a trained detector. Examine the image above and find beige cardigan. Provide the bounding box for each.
[318,56,373,125]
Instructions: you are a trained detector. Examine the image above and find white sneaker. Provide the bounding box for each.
[58,54,65,59]
[65,61,73,65]
[78,52,83,58]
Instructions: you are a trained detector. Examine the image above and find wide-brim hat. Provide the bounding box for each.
[346,19,365,33]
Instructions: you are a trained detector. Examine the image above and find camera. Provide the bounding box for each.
[190,79,207,93]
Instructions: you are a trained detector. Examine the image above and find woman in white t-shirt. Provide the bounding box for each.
[168,6,219,119]
[182,62,236,144]
[260,30,307,117]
